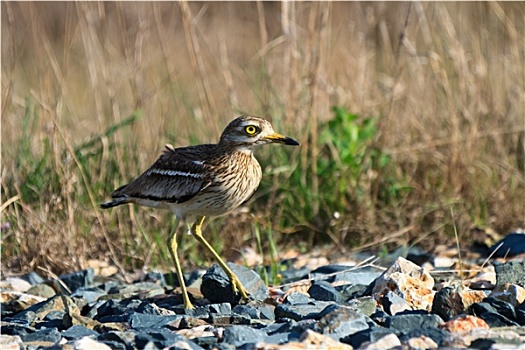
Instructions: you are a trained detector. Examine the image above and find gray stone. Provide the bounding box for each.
[21,327,61,343]
[201,263,268,304]
[283,292,312,305]
[71,287,107,304]
[9,310,37,324]
[345,328,400,349]
[24,272,46,285]
[92,299,143,321]
[384,313,444,332]
[490,232,525,258]
[495,261,525,288]
[222,325,266,347]
[431,285,464,321]
[345,296,377,317]
[472,299,519,327]
[332,271,383,286]
[280,267,310,284]
[62,325,99,340]
[264,332,297,344]
[129,312,182,329]
[382,291,412,315]
[58,268,95,293]
[26,284,56,298]
[275,301,333,321]
[315,305,370,340]
[97,331,136,350]
[483,297,518,321]
[308,280,341,302]
[135,329,202,349]
[232,304,260,319]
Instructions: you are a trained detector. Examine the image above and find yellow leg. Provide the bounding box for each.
[191,216,250,300]
[167,218,194,309]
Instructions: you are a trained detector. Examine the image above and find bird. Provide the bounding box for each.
[100,116,299,308]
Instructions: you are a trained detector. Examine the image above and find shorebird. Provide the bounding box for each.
[100,116,299,308]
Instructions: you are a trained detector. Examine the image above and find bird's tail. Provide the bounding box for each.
[99,197,130,209]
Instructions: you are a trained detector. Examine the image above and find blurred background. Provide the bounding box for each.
[2,2,524,277]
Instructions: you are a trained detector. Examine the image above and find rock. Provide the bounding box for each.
[270,329,354,350]
[382,291,412,315]
[360,333,401,349]
[1,291,46,314]
[135,329,201,349]
[344,328,399,349]
[0,277,32,293]
[440,315,489,333]
[495,261,525,288]
[445,327,525,348]
[23,272,46,286]
[315,305,369,340]
[370,257,435,311]
[86,259,119,277]
[26,284,56,299]
[517,302,525,326]
[61,324,99,340]
[222,325,266,347]
[0,335,24,350]
[102,282,165,300]
[97,331,137,349]
[71,287,107,304]
[73,336,112,350]
[308,281,341,302]
[201,263,269,304]
[431,285,486,321]
[280,267,310,284]
[406,335,439,349]
[489,284,525,307]
[20,327,61,344]
[24,294,80,321]
[472,296,522,327]
[58,268,95,293]
[63,309,102,330]
[489,232,525,258]
[284,292,312,305]
[345,296,377,317]
[384,313,444,332]
[128,312,182,329]
[232,304,274,321]
[466,271,496,289]
[275,301,333,322]
[331,269,383,287]
[431,286,463,321]
[400,327,449,347]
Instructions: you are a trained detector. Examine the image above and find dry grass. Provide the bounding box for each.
[2,2,524,276]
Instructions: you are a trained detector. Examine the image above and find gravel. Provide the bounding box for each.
[2,252,525,349]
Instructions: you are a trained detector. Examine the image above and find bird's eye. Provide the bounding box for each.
[244,125,258,135]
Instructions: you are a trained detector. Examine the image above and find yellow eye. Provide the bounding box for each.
[244,125,258,135]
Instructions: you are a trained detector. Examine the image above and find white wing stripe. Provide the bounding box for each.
[147,169,203,179]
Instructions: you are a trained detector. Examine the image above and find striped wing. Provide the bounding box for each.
[110,144,215,204]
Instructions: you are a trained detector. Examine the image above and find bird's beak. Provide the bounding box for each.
[265,133,300,146]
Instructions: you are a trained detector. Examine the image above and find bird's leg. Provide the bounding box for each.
[191,216,250,300]
[167,218,194,309]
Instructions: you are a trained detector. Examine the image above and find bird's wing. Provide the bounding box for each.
[111,144,215,203]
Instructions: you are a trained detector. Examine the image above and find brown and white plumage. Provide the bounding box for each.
[100,116,299,308]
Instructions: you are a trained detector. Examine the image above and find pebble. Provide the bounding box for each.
[370,257,436,311]
[307,280,341,302]
[2,253,525,349]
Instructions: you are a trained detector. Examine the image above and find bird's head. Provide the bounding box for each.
[219,116,300,152]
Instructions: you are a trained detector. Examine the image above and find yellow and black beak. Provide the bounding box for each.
[265,133,300,146]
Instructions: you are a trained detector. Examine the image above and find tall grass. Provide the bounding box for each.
[2,2,523,277]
